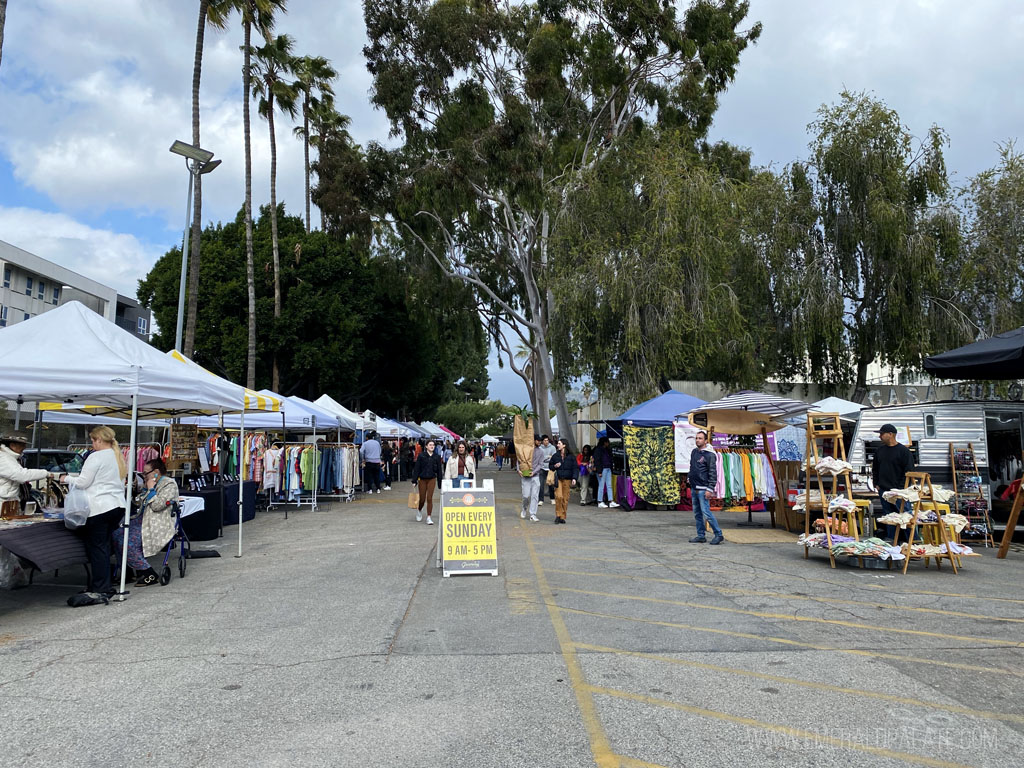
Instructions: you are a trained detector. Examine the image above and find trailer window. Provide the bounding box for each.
[924,414,936,438]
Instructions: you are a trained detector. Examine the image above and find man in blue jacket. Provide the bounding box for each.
[689,431,724,545]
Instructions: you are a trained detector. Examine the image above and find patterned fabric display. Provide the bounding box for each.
[623,426,680,505]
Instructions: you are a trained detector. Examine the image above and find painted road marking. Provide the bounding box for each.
[586,685,974,768]
[572,642,1024,726]
[552,586,1024,648]
[554,605,1024,677]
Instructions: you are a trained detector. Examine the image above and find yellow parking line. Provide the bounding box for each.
[545,569,1024,624]
[552,586,1024,648]
[537,552,731,574]
[555,606,1024,677]
[616,755,672,768]
[522,520,618,768]
[572,642,1024,726]
[586,686,973,768]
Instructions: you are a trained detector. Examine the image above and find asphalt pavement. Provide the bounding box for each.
[2,464,1023,767]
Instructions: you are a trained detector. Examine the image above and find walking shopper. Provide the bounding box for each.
[688,431,724,544]
[872,424,915,541]
[381,440,394,489]
[496,443,505,471]
[549,438,579,524]
[58,426,129,596]
[538,435,557,505]
[593,437,619,508]
[411,439,444,524]
[445,441,477,488]
[577,444,593,506]
[520,435,543,522]
[361,432,383,494]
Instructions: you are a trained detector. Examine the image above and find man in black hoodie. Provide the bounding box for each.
[689,431,724,545]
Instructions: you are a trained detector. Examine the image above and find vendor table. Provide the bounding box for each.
[179,487,223,541]
[221,481,257,526]
[0,519,89,576]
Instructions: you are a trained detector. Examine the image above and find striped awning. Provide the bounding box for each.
[692,390,811,418]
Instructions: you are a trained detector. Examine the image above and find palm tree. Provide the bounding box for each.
[249,33,297,391]
[184,0,232,357]
[296,96,351,231]
[0,0,8,72]
[291,55,336,233]
[237,0,287,389]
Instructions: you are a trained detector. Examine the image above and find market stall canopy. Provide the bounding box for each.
[687,390,811,435]
[166,350,281,412]
[439,424,462,441]
[400,421,430,438]
[924,327,1024,380]
[810,396,865,417]
[0,302,262,416]
[363,412,410,437]
[479,434,499,443]
[610,389,707,430]
[175,391,339,431]
[420,421,449,439]
[313,394,366,431]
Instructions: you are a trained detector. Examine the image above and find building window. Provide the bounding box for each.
[25,276,33,296]
[23,312,30,322]
[2,267,10,288]
[137,316,148,334]
[37,280,45,300]
[0,305,6,327]
[52,286,60,305]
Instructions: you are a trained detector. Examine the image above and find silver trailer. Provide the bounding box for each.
[849,401,1024,531]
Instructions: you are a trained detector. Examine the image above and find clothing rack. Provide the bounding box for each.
[276,440,322,513]
[312,442,358,503]
[706,435,781,529]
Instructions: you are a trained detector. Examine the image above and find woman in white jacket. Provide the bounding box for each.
[444,441,476,488]
[58,426,128,597]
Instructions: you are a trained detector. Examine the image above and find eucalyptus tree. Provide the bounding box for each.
[184,0,233,357]
[292,54,337,233]
[962,142,1024,336]
[249,33,298,391]
[363,0,761,447]
[237,0,287,389]
[808,90,966,397]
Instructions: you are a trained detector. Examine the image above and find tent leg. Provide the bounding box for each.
[115,394,139,602]
[236,411,245,558]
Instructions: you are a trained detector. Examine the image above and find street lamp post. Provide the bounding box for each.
[169,140,221,352]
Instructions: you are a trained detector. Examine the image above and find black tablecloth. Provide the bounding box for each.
[222,482,256,526]
[179,488,222,541]
[0,520,89,572]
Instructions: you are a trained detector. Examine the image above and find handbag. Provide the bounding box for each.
[407,490,419,510]
[546,469,556,486]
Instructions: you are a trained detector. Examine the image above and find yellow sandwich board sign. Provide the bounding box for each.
[438,479,498,577]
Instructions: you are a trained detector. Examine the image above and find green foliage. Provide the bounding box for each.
[137,204,487,413]
[432,399,507,438]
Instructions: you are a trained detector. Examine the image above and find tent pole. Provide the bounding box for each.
[115,393,139,602]
[237,409,245,558]
[31,405,41,449]
[312,416,318,510]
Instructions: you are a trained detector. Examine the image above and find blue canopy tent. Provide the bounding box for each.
[607,389,707,434]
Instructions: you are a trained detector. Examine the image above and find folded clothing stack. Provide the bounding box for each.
[830,537,905,560]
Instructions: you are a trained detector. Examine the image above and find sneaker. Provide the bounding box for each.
[609,501,620,508]
[426,517,434,525]
[530,516,539,523]
[688,536,707,543]
[377,489,382,494]
[416,511,423,522]
[521,510,527,519]
[598,502,608,509]
[537,501,543,506]
[384,486,391,491]
[710,535,724,545]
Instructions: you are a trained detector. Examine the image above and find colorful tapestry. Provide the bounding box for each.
[624,425,680,505]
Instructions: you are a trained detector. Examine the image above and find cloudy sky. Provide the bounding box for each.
[1,1,1022,404]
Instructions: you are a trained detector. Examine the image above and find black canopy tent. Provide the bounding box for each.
[923,327,1024,380]
[924,327,1024,558]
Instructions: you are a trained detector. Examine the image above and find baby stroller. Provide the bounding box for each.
[158,500,191,585]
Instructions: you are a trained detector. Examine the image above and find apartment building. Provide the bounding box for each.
[0,238,150,339]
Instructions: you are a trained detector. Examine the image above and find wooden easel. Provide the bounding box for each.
[804,413,858,568]
[997,485,1024,559]
[897,471,958,575]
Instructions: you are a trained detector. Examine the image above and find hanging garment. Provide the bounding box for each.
[622,426,680,506]
[263,447,282,491]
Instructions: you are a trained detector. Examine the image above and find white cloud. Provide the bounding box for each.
[0,207,161,297]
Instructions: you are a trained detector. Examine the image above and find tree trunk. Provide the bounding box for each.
[0,0,8,72]
[303,93,311,234]
[852,354,871,404]
[184,0,209,358]
[243,19,256,390]
[269,91,281,392]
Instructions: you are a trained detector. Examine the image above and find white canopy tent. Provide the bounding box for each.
[362,411,411,438]
[419,421,448,439]
[0,302,280,598]
[479,434,499,444]
[314,394,367,432]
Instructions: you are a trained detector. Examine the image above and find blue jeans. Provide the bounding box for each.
[693,489,722,538]
[598,468,613,503]
[453,475,468,489]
